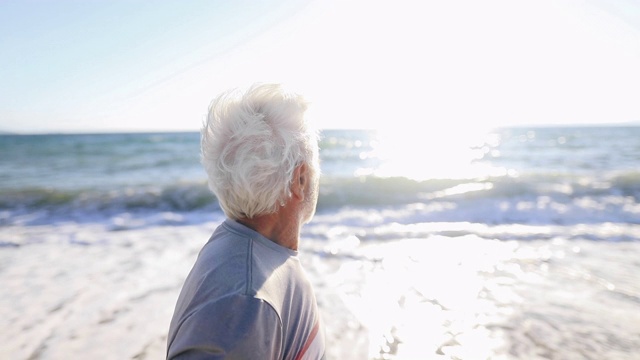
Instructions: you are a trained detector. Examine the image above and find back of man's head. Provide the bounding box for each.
[201,83,320,220]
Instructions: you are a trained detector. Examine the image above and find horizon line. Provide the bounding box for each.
[2,121,640,136]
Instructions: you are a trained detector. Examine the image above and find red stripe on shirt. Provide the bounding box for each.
[294,321,320,360]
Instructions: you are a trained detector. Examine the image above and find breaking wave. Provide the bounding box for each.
[2,171,638,226]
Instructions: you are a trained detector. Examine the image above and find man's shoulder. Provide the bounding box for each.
[188,219,307,307]
[167,292,285,359]
[187,223,253,293]
[199,221,251,259]
[201,219,296,276]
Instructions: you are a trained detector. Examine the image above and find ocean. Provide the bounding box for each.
[1,126,639,359]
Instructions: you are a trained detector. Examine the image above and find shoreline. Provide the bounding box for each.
[2,220,640,359]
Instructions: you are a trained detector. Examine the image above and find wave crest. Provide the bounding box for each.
[1,172,638,226]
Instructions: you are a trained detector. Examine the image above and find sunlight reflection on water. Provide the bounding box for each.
[360,127,506,181]
[329,235,520,359]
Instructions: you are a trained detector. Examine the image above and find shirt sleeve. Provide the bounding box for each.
[167,294,283,360]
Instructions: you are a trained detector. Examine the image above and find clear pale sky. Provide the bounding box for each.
[1,0,640,133]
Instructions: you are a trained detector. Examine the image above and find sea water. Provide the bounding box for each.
[1,126,639,359]
[2,127,638,227]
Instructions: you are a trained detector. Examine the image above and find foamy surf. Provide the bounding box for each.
[2,218,639,359]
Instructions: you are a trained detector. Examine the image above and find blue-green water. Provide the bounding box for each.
[1,126,639,228]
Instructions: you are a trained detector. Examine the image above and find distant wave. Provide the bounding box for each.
[1,171,638,226]
[0,184,216,213]
[319,172,640,205]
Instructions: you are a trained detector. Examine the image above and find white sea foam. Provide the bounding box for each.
[1,209,639,359]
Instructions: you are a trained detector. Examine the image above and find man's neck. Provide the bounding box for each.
[236,209,300,251]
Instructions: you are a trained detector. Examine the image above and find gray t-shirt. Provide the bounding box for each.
[167,219,325,359]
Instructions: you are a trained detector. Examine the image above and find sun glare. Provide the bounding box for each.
[365,125,504,181]
[333,234,519,358]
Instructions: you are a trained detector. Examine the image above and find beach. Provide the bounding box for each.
[3,218,639,359]
[1,127,639,359]
[0,217,370,359]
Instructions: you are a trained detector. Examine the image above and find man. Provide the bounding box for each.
[167,83,325,359]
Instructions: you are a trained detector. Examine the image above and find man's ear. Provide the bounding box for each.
[291,163,308,200]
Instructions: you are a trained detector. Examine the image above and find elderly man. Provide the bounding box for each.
[167,83,325,359]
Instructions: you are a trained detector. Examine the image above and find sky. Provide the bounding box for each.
[1,0,640,133]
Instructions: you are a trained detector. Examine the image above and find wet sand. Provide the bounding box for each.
[2,220,639,359]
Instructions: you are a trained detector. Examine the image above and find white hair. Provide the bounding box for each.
[201,83,320,220]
